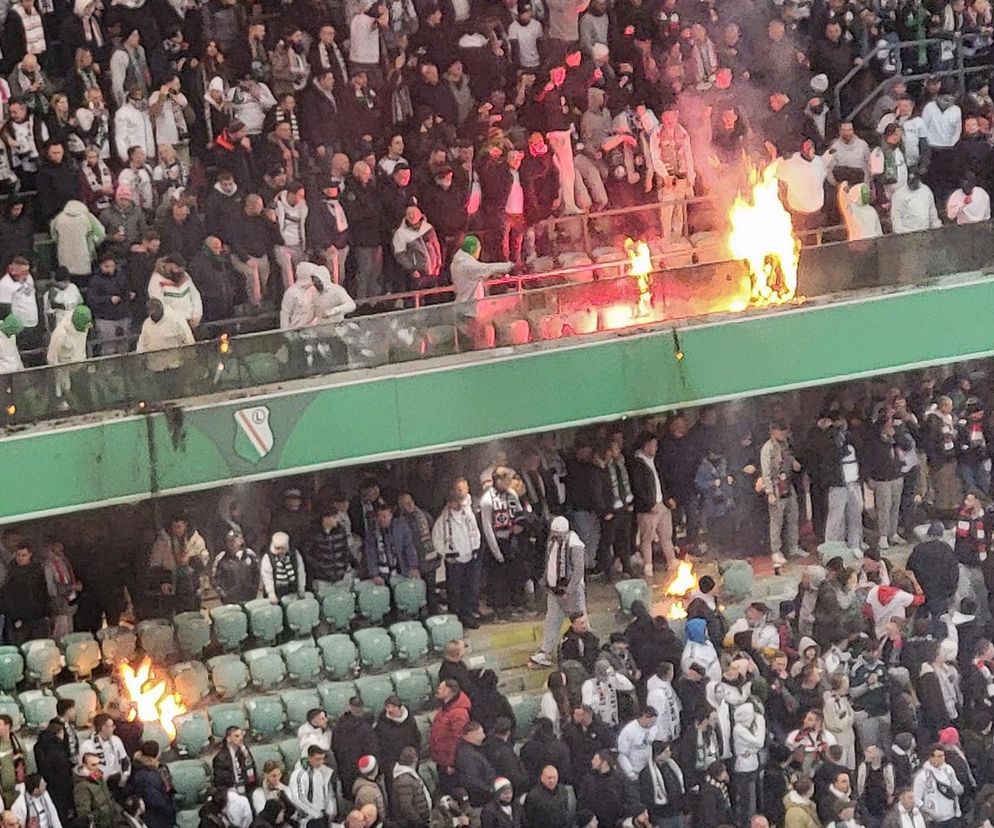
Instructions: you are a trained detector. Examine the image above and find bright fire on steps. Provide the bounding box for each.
[727,163,801,305]
[624,237,653,316]
[118,656,187,740]
[661,559,699,621]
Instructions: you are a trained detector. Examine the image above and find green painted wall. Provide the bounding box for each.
[4,277,993,520]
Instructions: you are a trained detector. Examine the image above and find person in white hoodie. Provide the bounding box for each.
[947,172,991,225]
[147,254,203,329]
[289,746,338,824]
[280,262,355,329]
[450,235,514,304]
[135,298,194,372]
[891,176,941,234]
[645,662,681,743]
[50,200,106,279]
[431,486,481,627]
[617,706,659,780]
[837,181,882,241]
[581,659,636,726]
[732,701,766,828]
[913,745,963,825]
[273,183,308,288]
[113,86,156,164]
[530,515,587,668]
[46,305,92,406]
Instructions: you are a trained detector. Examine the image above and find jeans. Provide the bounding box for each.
[541,590,586,657]
[826,482,863,549]
[320,244,350,286]
[571,510,601,569]
[232,254,272,306]
[351,245,383,299]
[274,244,306,289]
[94,317,133,355]
[597,508,634,575]
[733,770,758,828]
[869,477,904,541]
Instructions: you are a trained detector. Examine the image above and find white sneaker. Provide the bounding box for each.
[524,579,535,595]
[529,651,553,667]
[771,552,787,566]
[878,537,890,550]
[643,565,654,579]
[889,534,906,545]
[788,547,807,558]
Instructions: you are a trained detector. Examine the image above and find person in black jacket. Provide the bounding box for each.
[189,238,240,323]
[157,198,206,263]
[299,71,342,156]
[520,718,571,787]
[208,120,254,191]
[374,696,421,779]
[562,705,614,784]
[523,765,571,828]
[2,543,51,645]
[483,718,529,795]
[454,722,496,808]
[639,741,687,828]
[340,162,384,300]
[211,727,259,796]
[204,174,246,239]
[907,522,960,616]
[126,741,176,828]
[34,720,73,821]
[331,698,380,795]
[577,750,633,828]
[211,529,260,605]
[481,777,523,828]
[625,600,682,681]
[697,761,734,826]
[471,671,516,736]
[300,509,352,590]
[226,195,284,307]
[88,252,137,354]
[0,198,35,267]
[37,143,82,225]
[559,613,600,674]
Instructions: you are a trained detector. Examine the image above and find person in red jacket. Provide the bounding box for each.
[429,679,472,794]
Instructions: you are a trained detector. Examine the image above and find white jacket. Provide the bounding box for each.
[914,762,963,822]
[114,102,155,163]
[135,310,195,371]
[0,273,39,328]
[947,187,992,224]
[50,200,105,276]
[0,331,22,373]
[147,271,203,327]
[260,550,306,601]
[79,734,130,782]
[46,314,89,366]
[12,790,62,828]
[297,722,332,756]
[289,763,338,820]
[279,280,315,330]
[450,249,513,303]
[431,503,481,564]
[732,703,766,773]
[275,190,308,249]
[645,676,681,743]
[891,184,941,234]
[617,719,658,780]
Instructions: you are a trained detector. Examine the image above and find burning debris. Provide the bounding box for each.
[658,559,700,620]
[624,237,654,316]
[118,656,187,741]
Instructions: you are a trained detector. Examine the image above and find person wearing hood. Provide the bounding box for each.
[529,516,586,668]
[0,199,34,269]
[732,700,766,828]
[50,196,104,282]
[34,720,73,821]
[471,670,516,736]
[391,202,443,289]
[260,531,305,603]
[46,305,92,407]
[785,778,821,828]
[391,746,432,828]
[682,617,721,683]
[947,172,991,224]
[211,529,259,605]
[125,742,174,828]
[135,298,194,372]
[451,234,513,304]
[301,262,356,325]
[375,696,420,779]
[837,179,882,241]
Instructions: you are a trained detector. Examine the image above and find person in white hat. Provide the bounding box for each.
[353,755,386,817]
[530,516,586,667]
[480,776,521,828]
[260,531,306,603]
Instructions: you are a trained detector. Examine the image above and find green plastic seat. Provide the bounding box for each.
[280,688,321,730]
[277,737,301,771]
[281,640,322,685]
[167,759,210,808]
[137,619,177,663]
[177,810,201,828]
[170,662,211,708]
[96,626,137,667]
[250,743,284,771]
[317,634,359,680]
[281,593,320,637]
[419,759,439,798]
[0,647,24,692]
[316,680,355,720]
[245,695,286,740]
[426,662,440,689]
[209,605,249,652]
[424,614,464,654]
[354,581,391,625]
[0,694,24,730]
[464,654,498,674]
[353,628,394,671]
[354,674,393,713]
[390,668,432,711]
[60,633,101,679]
[174,612,212,659]
[414,713,432,749]
[244,648,287,692]
[206,654,250,700]
[244,598,285,644]
[173,710,211,756]
[389,622,429,665]
[507,694,539,736]
[20,734,36,773]
[21,640,61,684]
[54,683,97,727]
[320,589,356,631]
[391,577,427,618]
[92,677,120,707]
[18,689,57,728]
[207,702,248,739]
[614,578,651,615]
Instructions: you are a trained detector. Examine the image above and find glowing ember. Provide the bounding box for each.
[727,164,800,305]
[624,238,653,316]
[667,600,688,620]
[663,559,698,597]
[118,656,187,740]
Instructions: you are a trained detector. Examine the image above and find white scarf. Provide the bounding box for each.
[649,758,683,805]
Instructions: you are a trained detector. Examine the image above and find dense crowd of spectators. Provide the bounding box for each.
[0,0,989,375]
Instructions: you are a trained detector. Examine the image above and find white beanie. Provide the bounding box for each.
[550,516,569,534]
[810,73,829,94]
[493,777,512,793]
[591,42,609,60]
[357,755,378,777]
[269,531,290,553]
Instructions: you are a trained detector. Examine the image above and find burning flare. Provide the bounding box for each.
[727,164,800,305]
[118,656,187,740]
[624,237,653,315]
[663,559,698,598]
[667,600,688,620]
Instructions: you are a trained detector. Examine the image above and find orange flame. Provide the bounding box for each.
[117,656,187,740]
[663,559,698,597]
[624,237,653,315]
[667,600,688,620]
[727,164,800,305]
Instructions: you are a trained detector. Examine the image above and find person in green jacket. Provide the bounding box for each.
[0,715,24,808]
[74,753,125,828]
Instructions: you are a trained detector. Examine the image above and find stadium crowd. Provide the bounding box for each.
[0,0,991,371]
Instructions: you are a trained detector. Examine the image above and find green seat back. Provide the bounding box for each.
[418,759,439,798]
[506,694,539,737]
[0,648,24,692]
[244,647,287,691]
[280,688,321,730]
[137,619,177,663]
[388,622,429,666]
[320,590,356,632]
[54,683,97,727]
[166,759,209,808]
[316,680,355,720]
[209,605,249,652]
[207,702,248,739]
[169,662,211,708]
[62,636,101,679]
[423,615,463,653]
[277,737,302,772]
[614,579,651,615]
[317,634,358,680]
[18,689,57,728]
[250,743,284,772]
[206,654,249,700]
[173,710,211,757]
[281,594,320,637]
[390,668,431,711]
[0,694,23,730]
[280,640,322,685]
[355,582,391,624]
[391,578,427,619]
[244,599,285,644]
[96,626,137,667]
[92,677,119,707]
[245,695,286,740]
[354,674,393,713]
[21,640,61,684]
[177,810,201,828]
[352,628,394,671]
[174,612,212,659]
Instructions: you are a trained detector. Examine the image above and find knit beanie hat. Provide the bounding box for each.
[0,314,24,338]
[71,305,93,332]
[493,777,512,793]
[357,755,378,777]
[461,235,481,257]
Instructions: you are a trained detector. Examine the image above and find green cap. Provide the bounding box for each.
[0,314,23,338]
[461,235,481,257]
[71,305,93,332]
